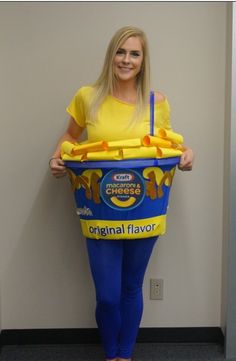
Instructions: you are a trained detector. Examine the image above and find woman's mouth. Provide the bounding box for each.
[118,67,132,72]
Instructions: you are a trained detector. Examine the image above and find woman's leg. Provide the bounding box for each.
[86,238,123,360]
[117,236,158,359]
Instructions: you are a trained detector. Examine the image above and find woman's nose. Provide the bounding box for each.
[122,52,130,63]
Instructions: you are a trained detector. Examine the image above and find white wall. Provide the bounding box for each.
[0,2,228,329]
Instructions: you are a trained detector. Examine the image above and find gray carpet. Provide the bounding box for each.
[1,343,235,361]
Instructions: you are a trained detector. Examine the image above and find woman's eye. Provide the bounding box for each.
[131,51,140,57]
[116,49,125,55]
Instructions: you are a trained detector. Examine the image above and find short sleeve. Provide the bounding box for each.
[66,88,86,128]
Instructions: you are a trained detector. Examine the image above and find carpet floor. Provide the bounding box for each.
[1,343,236,361]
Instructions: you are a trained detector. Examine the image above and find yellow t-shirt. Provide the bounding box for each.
[66,86,172,142]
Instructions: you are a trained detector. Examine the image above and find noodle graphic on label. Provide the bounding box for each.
[110,196,136,208]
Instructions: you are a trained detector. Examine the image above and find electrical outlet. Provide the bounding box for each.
[150,278,163,300]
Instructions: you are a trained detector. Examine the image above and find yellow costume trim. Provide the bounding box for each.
[61,128,184,161]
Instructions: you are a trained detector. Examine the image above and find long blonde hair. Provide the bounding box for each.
[89,26,150,121]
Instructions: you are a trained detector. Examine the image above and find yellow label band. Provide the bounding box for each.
[80,215,166,240]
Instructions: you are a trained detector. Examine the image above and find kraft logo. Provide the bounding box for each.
[113,173,134,181]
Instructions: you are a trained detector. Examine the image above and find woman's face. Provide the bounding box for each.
[113,36,144,83]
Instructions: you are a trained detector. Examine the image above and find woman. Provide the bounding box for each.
[50,26,194,361]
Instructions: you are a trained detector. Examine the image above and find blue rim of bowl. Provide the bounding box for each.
[64,157,180,169]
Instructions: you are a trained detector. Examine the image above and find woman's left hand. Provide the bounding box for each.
[178,146,194,171]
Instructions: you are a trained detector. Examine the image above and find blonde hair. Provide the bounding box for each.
[89,25,150,122]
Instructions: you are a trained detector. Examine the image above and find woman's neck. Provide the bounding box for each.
[112,81,137,104]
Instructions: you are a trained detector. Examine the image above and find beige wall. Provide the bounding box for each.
[221,3,232,336]
[0,2,228,329]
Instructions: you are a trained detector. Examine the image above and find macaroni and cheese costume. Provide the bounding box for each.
[64,86,181,359]
[63,86,183,240]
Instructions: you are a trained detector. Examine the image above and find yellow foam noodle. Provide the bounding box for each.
[171,143,186,152]
[156,148,163,158]
[157,147,183,158]
[86,150,122,160]
[157,129,184,144]
[61,141,77,157]
[81,154,88,161]
[61,134,184,162]
[108,138,142,149]
[62,153,84,161]
[72,141,108,155]
[142,135,172,148]
[121,147,157,159]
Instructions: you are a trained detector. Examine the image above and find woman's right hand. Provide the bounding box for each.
[49,117,83,178]
[49,158,67,178]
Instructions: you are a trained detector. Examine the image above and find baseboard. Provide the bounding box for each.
[0,327,224,346]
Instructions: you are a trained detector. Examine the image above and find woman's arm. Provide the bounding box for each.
[49,116,84,178]
[155,92,194,171]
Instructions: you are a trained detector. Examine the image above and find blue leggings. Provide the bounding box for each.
[86,236,157,359]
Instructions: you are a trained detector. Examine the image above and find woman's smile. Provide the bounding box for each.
[118,66,133,72]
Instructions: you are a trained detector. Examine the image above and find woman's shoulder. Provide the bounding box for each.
[154,91,168,104]
[72,85,94,103]
[75,85,94,96]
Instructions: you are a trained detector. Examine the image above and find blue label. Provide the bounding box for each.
[100,169,145,211]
